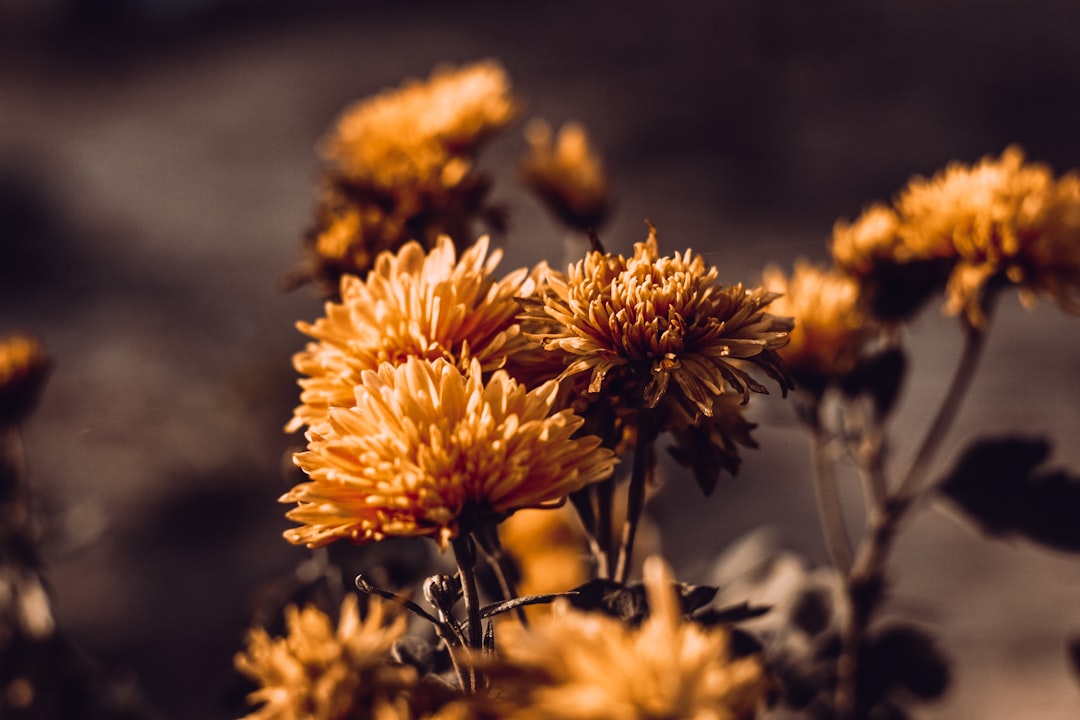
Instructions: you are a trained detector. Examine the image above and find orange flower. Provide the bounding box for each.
[283,357,616,549]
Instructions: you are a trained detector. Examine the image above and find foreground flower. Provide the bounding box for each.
[896,146,1080,325]
[296,60,517,290]
[234,595,411,720]
[762,261,873,382]
[523,224,793,418]
[283,357,617,549]
[483,556,768,720]
[288,236,536,432]
[520,119,611,231]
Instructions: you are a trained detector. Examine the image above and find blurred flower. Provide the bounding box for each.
[324,60,516,185]
[520,119,611,232]
[283,357,617,549]
[522,224,793,419]
[296,60,517,291]
[288,236,536,432]
[499,505,588,605]
[829,203,904,278]
[235,594,412,720]
[0,334,49,424]
[762,261,872,381]
[897,146,1080,325]
[484,556,768,720]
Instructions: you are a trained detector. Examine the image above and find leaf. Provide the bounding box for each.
[938,436,1080,553]
[861,624,950,702]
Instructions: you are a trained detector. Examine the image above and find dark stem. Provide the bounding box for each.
[595,477,615,579]
[835,304,993,719]
[452,533,483,692]
[473,526,528,627]
[569,486,610,580]
[614,410,657,584]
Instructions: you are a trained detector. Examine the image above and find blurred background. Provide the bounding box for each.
[3,1,1080,717]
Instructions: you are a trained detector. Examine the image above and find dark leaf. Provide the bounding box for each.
[938,436,1080,553]
[861,625,950,703]
[679,584,719,613]
[790,587,834,637]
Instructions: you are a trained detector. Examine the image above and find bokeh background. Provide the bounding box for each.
[3,1,1080,717]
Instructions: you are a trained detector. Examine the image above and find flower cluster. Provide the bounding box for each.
[483,557,768,720]
[235,595,414,720]
[832,146,1080,326]
[295,61,517,292]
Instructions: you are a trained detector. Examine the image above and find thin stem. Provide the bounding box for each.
[835,305,993,719]
[595,476,615,579]
[473,527,529,627]
[810,420,854,574]
[452,534,483,692]
[614,411,657,584]
[569,487,610,580]
[896,320,989,501]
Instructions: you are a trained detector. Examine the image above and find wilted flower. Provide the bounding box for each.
[234,595,411,720]
[288,236,536,432]
[897,146,1080,325]
[282,357,617,549]
[762,261,872,381]
[0,334,49,424]
[297,60,517,291]
[520,119,611,231]
[522,225,793,419]
[484,556,768,720]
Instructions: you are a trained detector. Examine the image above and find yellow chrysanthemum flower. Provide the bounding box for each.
[523,225,793,418]
[897,146,1080,325]
[485,556,768,720]
[288,235,536,432]
[0,334,49,424]
[234,595,411,720]
[282,357,617,549]
[829,203,904,278]
[763,261,872,380]
[520,119,610,231]
[296,60,517,291]
[324,60,516,188]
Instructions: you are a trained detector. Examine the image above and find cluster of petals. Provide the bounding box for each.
[519,119,610,231]
[323,60,516,191]
[832,146,1080,326]
[289,235,536,432]
[235,595,410,720]
[283,357,617,549]
[762,261,872,379]
[522,225,792,417]
[485,556,767,720]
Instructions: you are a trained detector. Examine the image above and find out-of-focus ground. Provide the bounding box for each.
[2,1,1080,717]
